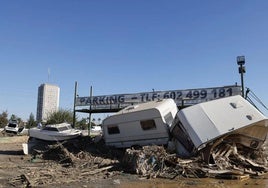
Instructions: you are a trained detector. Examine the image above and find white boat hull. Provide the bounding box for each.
[29,127,81,141]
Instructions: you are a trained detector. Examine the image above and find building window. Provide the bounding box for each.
[107,125,120,134]
[140,119,156,130]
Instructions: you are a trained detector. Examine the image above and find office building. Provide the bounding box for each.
[36,83,60,122]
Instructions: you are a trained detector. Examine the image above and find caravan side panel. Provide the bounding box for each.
[178,95,268,149]
[103,99,178,148]
[103,116,170,148]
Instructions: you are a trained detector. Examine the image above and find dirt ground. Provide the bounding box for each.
[0,135,268,188]
[0,135,124,188]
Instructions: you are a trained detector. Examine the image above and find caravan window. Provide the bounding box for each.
[107,125,120,134]
[164,112,173,126]
[140,120,156,130]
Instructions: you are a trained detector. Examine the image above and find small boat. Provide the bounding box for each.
[29,123,82,141]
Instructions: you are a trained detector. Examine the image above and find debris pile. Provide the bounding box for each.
[123,145,206,179]
[122,143,268,180]
[9,136,268,187]
[9,174,31,187]
[12,139,121,187]
[207,142,268,178]
[31,138,122,168]
[41,143,77,165]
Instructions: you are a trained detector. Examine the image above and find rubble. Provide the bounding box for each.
[12,137,122,187]
[20,124,268,187]
[1,134,267,187]
[6,96,268,186]
[123,145,206,179]
[122,143,268,180]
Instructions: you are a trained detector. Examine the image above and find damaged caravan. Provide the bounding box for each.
[171,95,268,163]
[103,99,178,148]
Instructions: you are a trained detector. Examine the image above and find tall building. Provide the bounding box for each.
[36,83,60,122]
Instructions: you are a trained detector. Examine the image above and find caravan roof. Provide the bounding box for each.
[103,99,178,125]
[118,98,176,114]
[177,95,268,149]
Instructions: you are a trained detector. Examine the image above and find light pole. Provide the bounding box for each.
[73,81,78,128]
[237,56,246,98]
[88,86,93,136]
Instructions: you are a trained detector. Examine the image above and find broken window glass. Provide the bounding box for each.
[140,120,156,130]
[108,126,120,134]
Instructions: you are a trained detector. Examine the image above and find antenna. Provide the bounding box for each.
[48,68,50,83]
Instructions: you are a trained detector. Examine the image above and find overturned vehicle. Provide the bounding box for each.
[171,95,268,163]
[102,99,178,148]
[123,95,268,179]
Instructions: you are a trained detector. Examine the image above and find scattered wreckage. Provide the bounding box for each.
[4,119,28,135]
[170,95,268,161]
[4,120,20,134]
[123,143,268,180]
[107,95,268,179]
[23,123,82,154]
[23,95,268,181]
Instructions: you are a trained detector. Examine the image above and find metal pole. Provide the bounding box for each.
[73,81,78,128]
[240,64,245,98]
[88,86,93,136]
[237,56,246,98]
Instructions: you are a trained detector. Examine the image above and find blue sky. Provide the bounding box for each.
[0,0,268,121]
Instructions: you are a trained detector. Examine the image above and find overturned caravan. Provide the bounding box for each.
[171,95,268,163]
[103,99,178,148]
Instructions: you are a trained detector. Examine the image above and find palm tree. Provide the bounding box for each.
[46,109,76,126]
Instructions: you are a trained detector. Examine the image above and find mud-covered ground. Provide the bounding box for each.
[0,135,267,188]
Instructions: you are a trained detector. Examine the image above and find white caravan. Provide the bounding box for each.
[103,99,178,148]
[171,95,268,159]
